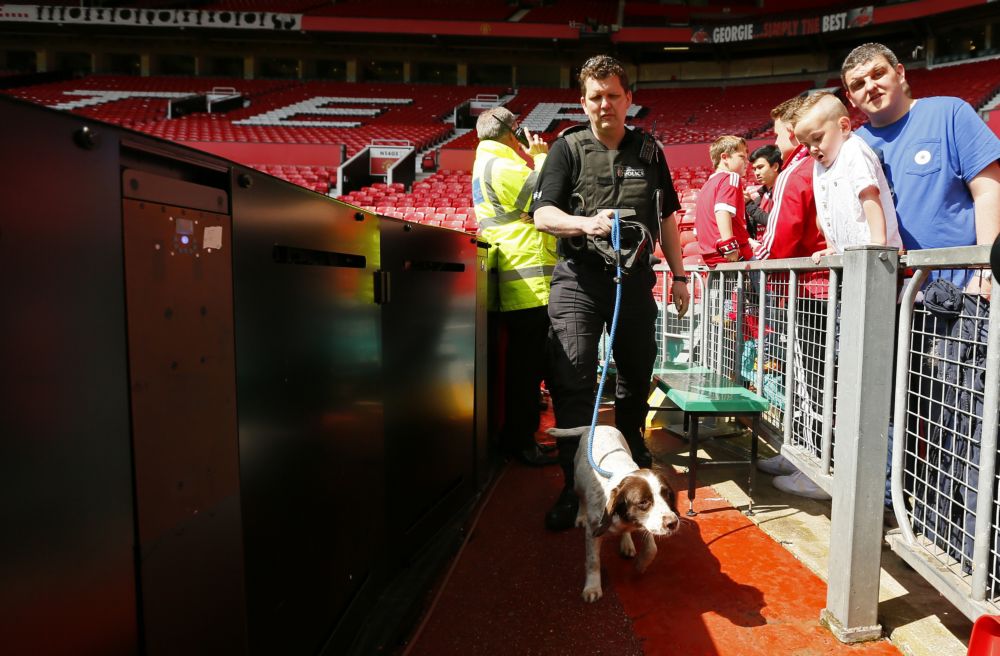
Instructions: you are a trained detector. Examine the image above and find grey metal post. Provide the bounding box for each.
[715,273,725,372]
[689,272,702,364]
[756,270,766,395]
[782,270,798,446]
[701,271,713,367]
[820,267,839,474]
[820,245,898,643]
[890,269,927,542]
[734,271,744,384]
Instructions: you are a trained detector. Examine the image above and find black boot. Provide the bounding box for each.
[544,437,579,531]
[545,486,579,531]
[621,425,653,468]
[515,444,558,466]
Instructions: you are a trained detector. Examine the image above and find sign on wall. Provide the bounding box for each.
[691,6,873,44]
[0,5,302,30]
[370,141,412,176]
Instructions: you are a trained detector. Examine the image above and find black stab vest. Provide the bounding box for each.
[560,125,662,266]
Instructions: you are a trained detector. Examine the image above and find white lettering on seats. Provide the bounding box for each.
[234,96,414,127]
[520,102,642,132]
[51,89,190,111]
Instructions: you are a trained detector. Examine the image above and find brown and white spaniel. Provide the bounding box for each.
[548,425,680,603]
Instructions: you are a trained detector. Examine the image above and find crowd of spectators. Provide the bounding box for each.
[691,42,1000,499]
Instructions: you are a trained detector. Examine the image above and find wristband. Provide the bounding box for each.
[715,236,741,258]
[672,275,689,283]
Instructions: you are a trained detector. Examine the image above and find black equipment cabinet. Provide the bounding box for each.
[0,96,487,655]
[229,169,386,655]
[1,91,140,656]
[378,219,478,562]
[119,165,249,656]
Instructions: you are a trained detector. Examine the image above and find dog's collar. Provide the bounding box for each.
[607,467,642,488]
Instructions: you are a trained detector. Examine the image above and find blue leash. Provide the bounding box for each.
[587,211,623,479]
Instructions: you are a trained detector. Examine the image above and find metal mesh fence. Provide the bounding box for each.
[789,277,831,459]
[653,267,698,368]
[759,273,789,435]
[899,288,992,590]
[661,250,1000,621]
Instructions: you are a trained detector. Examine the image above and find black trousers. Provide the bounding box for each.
[546,260,658,480]
[498,306,551,453]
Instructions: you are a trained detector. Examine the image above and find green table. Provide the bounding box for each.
[652,363,769,516]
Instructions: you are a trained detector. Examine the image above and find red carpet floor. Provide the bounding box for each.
[404,418,901,656]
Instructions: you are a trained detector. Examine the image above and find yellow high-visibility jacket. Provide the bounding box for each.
[472,139,557,312]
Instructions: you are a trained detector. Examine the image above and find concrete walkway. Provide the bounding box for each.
[648,421,973,656]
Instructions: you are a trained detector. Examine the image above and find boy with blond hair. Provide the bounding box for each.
[792,91,902,261]
[695,135,754,265]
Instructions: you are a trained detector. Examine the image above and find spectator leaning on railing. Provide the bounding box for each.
[751,97,827,264]
[752,95,832,500]
[790,91,902,261]
[694,135,754,266]
[841,42,1000,292]
[841,43,1000,525]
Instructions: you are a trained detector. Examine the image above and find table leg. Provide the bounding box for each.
[687,412,699,516]
[747,414,760,516]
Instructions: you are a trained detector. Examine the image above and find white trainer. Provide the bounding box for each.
[772,471,831,500]
[756,454,796,476]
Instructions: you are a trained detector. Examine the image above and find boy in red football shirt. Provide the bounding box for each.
[695,135,754,265]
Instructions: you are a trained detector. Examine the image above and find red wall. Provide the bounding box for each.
[177,141,343,168]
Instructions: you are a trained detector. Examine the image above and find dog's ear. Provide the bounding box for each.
[593,485,621,537]
[656,472,677,511]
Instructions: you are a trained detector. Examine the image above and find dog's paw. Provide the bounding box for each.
[582,585,603,602]
[619,533,636,558]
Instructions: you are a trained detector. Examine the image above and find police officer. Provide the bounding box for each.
[531,55,690,530]
[473,106,558,466]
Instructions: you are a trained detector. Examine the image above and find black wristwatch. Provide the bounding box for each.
[672,275,689,283]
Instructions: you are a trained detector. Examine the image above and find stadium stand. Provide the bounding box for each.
[519,0,617,26]
[6,74,291,128]
[446,80,812,147]
[306,0,515,21]
[4,77,505,155]
[631,81,813,143]
[339,169,474,227]
[5,58,999,198]
[248,163,337,194]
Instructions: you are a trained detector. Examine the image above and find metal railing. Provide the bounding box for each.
[655,258,844,491]
[653,244,998,640]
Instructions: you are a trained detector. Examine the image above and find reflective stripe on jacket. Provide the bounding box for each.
[473,139,557,311]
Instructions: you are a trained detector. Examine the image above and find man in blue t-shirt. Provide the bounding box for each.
[841,43,1000,518]
[841,42,1000,290]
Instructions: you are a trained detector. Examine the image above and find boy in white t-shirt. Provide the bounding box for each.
[792,91,902,261]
